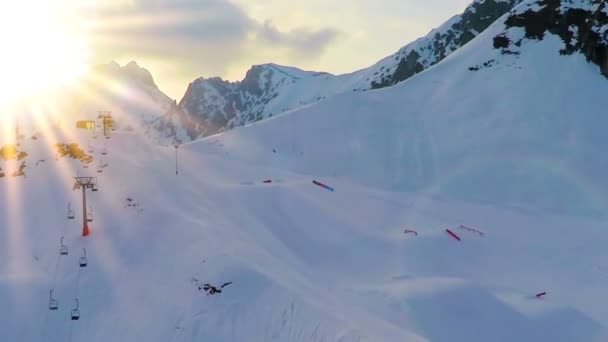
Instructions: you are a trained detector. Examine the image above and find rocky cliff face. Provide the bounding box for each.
[361,0,525,89]
[171,0,525,139]
[496,0,608,75]
[176,64,336,139]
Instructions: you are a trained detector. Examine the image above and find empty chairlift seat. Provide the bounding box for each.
[48,290,58,311]
[60,237,68,256]
[67,203,75,220]
[71,299,80,320]
[79,248,87,268]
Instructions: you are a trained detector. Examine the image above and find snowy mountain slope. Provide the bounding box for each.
[169,0,524,139]
[360,0,526,89]
[1,124,607,342]
[199,0,608,216]
[1,0,608,341]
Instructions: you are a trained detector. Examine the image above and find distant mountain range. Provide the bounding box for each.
[73,0,607,146]
[168,0,526,140]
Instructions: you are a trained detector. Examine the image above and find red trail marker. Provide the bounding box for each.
[457,225,485,237]
[446,229,461,241]
[312,180,335,192]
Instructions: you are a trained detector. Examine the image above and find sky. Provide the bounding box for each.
[27,0,473,100]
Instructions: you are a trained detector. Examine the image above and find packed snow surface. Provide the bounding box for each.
[2,1,608,340]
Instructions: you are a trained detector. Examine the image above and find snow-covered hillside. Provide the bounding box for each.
[169,0,524,139]
[217,0,608,216]
[2,126,607,342]
[1,0,608,341]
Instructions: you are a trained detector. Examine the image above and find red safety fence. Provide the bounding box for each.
[446,229,461,241]
[457,225,485,237]
[312,180,335,192]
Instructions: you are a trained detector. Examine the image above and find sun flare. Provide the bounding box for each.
[0,1,90,104]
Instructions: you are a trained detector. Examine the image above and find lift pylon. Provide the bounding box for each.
[73,177,97,237]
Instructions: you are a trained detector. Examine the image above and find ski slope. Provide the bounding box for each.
[2,0,608,340]
[1,124,607,342]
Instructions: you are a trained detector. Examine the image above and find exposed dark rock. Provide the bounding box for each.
[493,35,511,49]
[500,0,608,77]
[370,0,523,88]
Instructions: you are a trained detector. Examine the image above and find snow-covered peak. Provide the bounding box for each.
[169,0,525,140]
[176,63,342,139]
[92,60,158,89]
[2,1,608,340]
[356,0,525,89]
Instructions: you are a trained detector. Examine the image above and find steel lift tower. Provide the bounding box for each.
[73,177,97,237]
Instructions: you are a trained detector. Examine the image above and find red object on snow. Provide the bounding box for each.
[82,225,90,237]
[263,180,272,183]
[446,229,461,241]
[536,292,547,298]
[457,225,485,237]
[312,180,335,192]
[404,229,418,236]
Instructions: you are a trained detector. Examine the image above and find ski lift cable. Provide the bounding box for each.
[43,201,76,337]
[41,235,71,338]
[40,253,62,340]
[67,264,85,342]
[67,300,78,342]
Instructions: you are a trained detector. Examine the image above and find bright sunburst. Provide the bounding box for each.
[0,1,90,104]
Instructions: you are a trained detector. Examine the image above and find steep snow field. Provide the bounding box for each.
[220,24,608,217]
[1,126,607,342]
[2,0,608,340]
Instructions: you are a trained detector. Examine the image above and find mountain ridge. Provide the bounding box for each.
[160,0,526,140]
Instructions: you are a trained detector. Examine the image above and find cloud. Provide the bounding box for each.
[258,21,339,59]
[85,0,339,80]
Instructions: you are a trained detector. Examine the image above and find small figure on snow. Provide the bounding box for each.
[199,282,232,295]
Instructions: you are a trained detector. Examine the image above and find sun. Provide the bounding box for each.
[0,1,90,104]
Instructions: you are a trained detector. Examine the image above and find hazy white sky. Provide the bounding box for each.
[83,0,473,99]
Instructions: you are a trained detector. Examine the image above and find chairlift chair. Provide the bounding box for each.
[59,236,68,256]
[71,299,80,320]
[87,208,93,223]
[67,203,75,220]
[79,248,87,267]
[92,182,98,192]
[48,290,58,311]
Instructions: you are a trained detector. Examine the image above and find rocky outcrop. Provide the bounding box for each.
[498,0,608,76]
